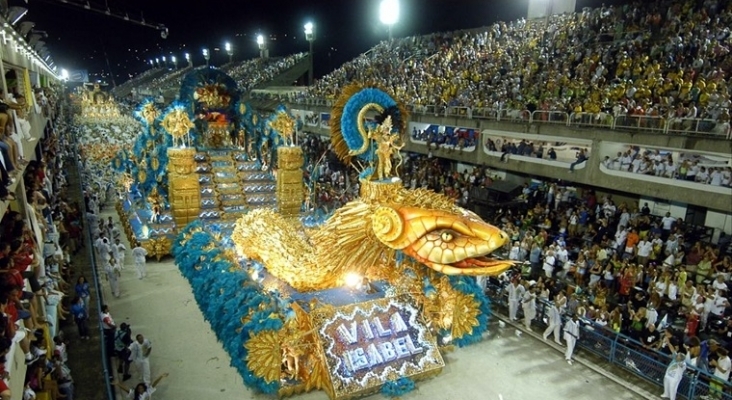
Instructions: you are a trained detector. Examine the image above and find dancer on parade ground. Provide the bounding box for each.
[521,282,536,330]
[564,314,580,365]
[542,295,563,345]
[131,242,148,280]
[129,334,153,385]
[507,278,523,321]
[115,238,126,270]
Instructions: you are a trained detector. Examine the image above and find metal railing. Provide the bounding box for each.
[286,97,731,138]
[486,283,732,400]
[532,110,569,125]
[73,148,116,400]
[568,112,614,129]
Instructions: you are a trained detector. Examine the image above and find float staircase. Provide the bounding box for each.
[194,149,277,223]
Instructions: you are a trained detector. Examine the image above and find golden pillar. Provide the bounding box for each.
[276,146,304,217]
[167,148,201,227]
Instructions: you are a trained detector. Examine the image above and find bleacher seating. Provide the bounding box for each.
[287,0,730,137]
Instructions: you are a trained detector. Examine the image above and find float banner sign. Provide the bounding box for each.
[313,296,444,399]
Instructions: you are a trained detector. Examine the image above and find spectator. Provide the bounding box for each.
[112,372,168,400]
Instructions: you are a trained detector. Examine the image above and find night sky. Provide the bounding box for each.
[27,0,623,85]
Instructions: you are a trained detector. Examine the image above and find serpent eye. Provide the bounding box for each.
[441,231,454,242]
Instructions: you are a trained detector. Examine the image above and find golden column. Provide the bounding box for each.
[276,146,304,217]
[167,148,201,226]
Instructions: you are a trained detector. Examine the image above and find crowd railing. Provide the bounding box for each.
[486,282,732,400]
[286,97,730,138]
[532,110,569,125]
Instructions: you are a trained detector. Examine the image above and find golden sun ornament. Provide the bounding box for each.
[245,330,283,383]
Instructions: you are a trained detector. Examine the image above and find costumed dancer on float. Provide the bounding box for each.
[564,314,580,365]
[149,202,160,224]
[543,295,564,345]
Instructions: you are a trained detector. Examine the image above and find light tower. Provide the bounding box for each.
[185,53,191,67]
[225,42,233,64]
[379,0,399,41]
[304,22,315,86]
[257,34,268,60]
[171,55,177,69]
[202,48,210,68]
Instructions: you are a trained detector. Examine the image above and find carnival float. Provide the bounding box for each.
[103,66,513,398]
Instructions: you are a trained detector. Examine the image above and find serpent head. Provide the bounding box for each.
[371,206,514,276]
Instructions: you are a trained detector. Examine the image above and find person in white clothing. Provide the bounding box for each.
[508,242,521,261]
[661,351,686,400]
[129,334,153,385]
[115,239,127,270]
[543,296,563,345]
[506,280,523,321]
[106,257,120,298]
[521,283,536,330]
[113,372,169,400]
[131,243,148,280]
[710,348,731,397]
[543,251,556,278]
[564,314,580,365]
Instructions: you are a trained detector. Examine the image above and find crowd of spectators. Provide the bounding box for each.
[130,53,308,101]
[112,68,164,98]
[410,126,478,151]
[224,53,307,93]
[601,146,732,187]
[298,0,731,135]
[0,93,85,400]
[299,135,505,213]
[144,67,197,93]
[300,133,358,213]
[491,181,732,390]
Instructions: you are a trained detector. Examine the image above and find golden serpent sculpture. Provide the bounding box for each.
[232,179,513,292]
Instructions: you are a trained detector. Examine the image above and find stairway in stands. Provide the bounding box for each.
[195,149,277,225]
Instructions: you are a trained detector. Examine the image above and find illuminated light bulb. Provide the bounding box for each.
[344,272,362,288]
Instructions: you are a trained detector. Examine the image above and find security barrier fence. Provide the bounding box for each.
[486,283,732,400]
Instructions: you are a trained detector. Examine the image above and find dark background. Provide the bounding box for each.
[27,0,626,84]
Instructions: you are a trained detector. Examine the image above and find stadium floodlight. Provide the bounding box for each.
[225,41,233,63]
[185,52,191,67]
[202,48,210,67]
[171,55,177,68]
[304,22,315,86]
[379,0,399,40]
[60,68,69,81]
[257,34,268,59]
